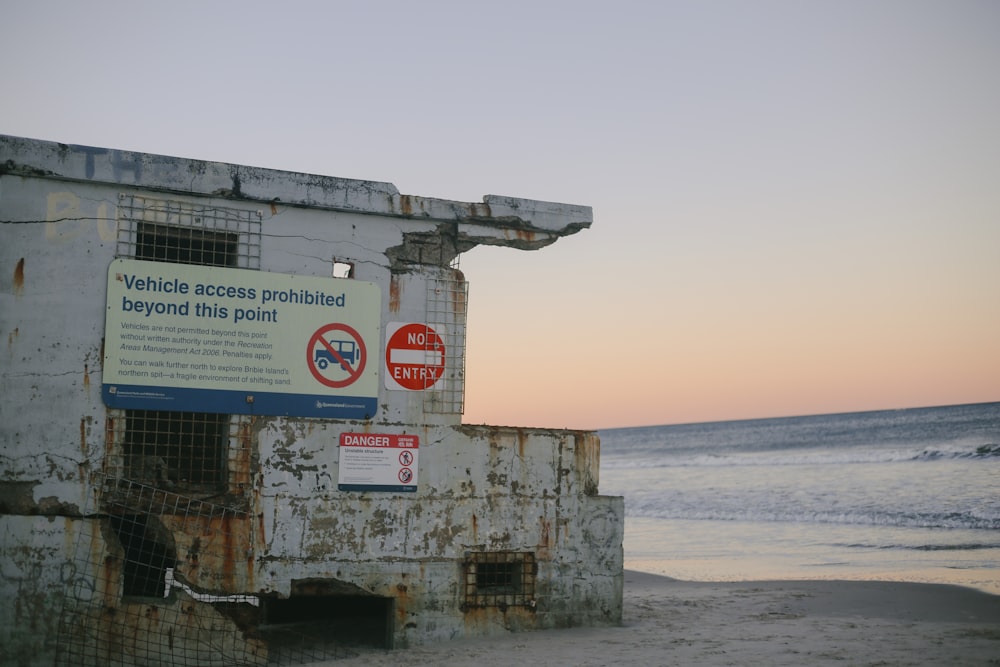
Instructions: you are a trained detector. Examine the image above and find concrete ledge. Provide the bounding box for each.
[0,135,592,235]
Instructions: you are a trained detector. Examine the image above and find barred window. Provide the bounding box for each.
[112,194,261,495]
[123,410,230,491]
[135,222,238,267]
[116,193,261,269]
[463,552,536,610]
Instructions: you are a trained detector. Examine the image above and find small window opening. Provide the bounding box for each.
[136,222,238,267]
[109,513,175,598]
[477,561,522,594]
[124,410,229,491]
[332,260,354,279]
[116,194,262,268]
[463,551,536,610]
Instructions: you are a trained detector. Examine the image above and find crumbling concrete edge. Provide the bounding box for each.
[0,134,592,237]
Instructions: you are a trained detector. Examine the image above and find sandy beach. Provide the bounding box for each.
[320,570,1000,666]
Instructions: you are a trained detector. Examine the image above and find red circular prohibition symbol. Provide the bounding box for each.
[385,323,446,390]
[307,323,367,388]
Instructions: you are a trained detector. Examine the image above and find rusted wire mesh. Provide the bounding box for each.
[56,440,372,667]
[423,270,468,415]
[58,197,389,664]
[116,194,261,270]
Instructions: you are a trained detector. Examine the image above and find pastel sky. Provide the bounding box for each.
[3,1,998,429]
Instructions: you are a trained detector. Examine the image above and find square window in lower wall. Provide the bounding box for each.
[463,551,536,610]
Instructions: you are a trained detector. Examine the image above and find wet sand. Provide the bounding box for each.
[320,570,1000,666]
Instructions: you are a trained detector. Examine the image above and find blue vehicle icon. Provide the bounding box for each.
[314,339,360,371]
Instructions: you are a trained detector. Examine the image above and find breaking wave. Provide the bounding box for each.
[623,504,1000,532]
[601,442,1000,469]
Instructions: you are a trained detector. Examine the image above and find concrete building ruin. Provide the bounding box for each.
[0,134,624,665]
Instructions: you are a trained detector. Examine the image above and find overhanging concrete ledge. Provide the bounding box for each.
[0,135,592,238]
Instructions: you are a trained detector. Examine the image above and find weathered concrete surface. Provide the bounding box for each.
[0,135,591,258]
[257,424,623,645]
[0,134,622,666]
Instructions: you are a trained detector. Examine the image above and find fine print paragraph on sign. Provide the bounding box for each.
[103,259,381,419]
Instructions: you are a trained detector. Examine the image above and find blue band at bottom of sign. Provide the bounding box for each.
[102,383,378,419]
[338,484,417,493]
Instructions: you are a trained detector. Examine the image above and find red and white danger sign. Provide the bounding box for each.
[384,322,445,391]
[338,432,419,492]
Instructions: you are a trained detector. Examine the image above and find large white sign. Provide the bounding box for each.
[103,259,381,418]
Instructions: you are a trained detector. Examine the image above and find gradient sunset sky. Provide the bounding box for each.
[4,1,998,429]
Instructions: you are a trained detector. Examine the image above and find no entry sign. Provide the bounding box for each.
[384,322,445,391]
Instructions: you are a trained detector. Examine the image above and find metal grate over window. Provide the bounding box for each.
[123,410,231,491]
[423,270,468,414]
[112,195,259,498]
[116,193,262,269]
[463,551,536,610]
[135,222,238,267]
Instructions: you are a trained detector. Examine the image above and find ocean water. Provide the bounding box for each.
[598,402,1000,594]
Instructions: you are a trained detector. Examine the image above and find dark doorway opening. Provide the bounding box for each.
[261,591,394,657]
[108,513,175,598]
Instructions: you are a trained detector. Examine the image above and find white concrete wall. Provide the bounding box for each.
[0,135,622,665]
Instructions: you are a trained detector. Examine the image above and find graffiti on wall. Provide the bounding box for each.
[46,191,117,243]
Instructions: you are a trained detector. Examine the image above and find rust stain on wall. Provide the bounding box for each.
[80,418,89,457]
[539,516,552,550]
[13,258,25,295]
[513,229,536,244]
[451,268,467,315]
[102,551,121,605]
[7,327,18,349]
[233,419,254,490]
[399,194,414,217]
[83,363,90,391]
[254,485,266,548]
[574,432,600,496]
[221,515,238,590]
[395,581,409,626]
[388,275,402,312]
[102,416,115,475]
[168,514,254,593]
